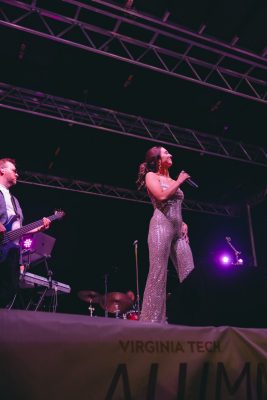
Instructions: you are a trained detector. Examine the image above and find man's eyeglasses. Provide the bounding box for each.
[4,167,18,175]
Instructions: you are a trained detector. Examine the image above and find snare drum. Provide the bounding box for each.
[126,310,139,321]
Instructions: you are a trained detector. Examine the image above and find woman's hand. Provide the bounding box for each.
[181,222,189,243]
[177,170,191,186]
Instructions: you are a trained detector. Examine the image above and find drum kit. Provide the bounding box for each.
[77,289,139,320]
[78,241,141,320]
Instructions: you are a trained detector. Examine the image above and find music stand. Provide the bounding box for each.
[21,232,56,267]
[20,232,58,312]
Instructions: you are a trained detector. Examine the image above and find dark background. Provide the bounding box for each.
[0,0,266,326]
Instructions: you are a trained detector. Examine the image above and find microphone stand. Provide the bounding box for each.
[104,273,109,318]
[225,237,242,265]
[133,240,140,319]
[44,256,53,289]
[32,256,55,312]
[22,248,31,274]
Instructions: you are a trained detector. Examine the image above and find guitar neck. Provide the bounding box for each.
[2,214,57,245]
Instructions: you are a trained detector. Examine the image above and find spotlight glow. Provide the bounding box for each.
[221,255,231,265]
[22,238,33,249]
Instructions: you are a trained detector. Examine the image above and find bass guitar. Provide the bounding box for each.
[0,210,65,263]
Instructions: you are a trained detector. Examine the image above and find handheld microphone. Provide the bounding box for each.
[186,178,199,189]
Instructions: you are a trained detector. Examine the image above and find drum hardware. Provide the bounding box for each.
[88,303,95,317]
[121,311,139,320]
[125,310,139,320]
[100,292,134,314]
[114,303,120,319]
[122,300,139,321]
[104,273,109,318]
[77,290,102,317]
[77,290,102,304]
[78,289,135,318]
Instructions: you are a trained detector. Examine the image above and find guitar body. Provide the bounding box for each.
[0,215,20,263]
[3,215,20,233]
[0,241,20,264]
[0,211,65,264]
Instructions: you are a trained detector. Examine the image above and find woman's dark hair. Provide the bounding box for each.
[136,146,162,190]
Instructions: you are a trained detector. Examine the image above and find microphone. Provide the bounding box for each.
[186,178,199,188]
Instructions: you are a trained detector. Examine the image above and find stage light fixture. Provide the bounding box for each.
[221,255,231,265]
[21,237,33,250]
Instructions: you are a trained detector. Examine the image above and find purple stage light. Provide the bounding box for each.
[22,237,33,250]
[221,255,231,265]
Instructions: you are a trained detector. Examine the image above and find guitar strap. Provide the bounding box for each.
[0,190,20,226]
[10,195,22,228]
[10,195,20,218]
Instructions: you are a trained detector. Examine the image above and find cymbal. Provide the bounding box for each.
[100,292,134,313]
[78,290,102,304]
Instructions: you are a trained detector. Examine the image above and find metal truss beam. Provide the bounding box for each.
[0,82,266,166]
[18,171,240,217]
[247,187,267,206]
[0,0,267,104]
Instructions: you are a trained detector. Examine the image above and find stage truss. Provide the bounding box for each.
[0,82,266,166]
[0,0,267,104]
[18,171,240,217]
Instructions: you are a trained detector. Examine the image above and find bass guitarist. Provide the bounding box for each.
[0,158,50,308]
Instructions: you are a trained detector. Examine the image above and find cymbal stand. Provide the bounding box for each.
[19,248,36,311]
[104,273,109,318]
[88,301,95,317]
[33,257,58,312]
[44,257,58,312]
[114,303,120,319]
[21,248,31,274]
[133,240,140,319]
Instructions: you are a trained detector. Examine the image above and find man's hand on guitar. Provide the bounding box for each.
[29,217,51,234]
[41,217,51,231]
[0,223,6,234]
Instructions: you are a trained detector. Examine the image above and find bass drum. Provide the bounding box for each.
[126,310,139,321]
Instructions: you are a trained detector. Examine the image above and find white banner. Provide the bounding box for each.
[0,310,266,399]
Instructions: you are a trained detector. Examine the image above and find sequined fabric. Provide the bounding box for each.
[140,180,195,323]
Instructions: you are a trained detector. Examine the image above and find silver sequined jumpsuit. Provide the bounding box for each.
[140,179,195,323]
